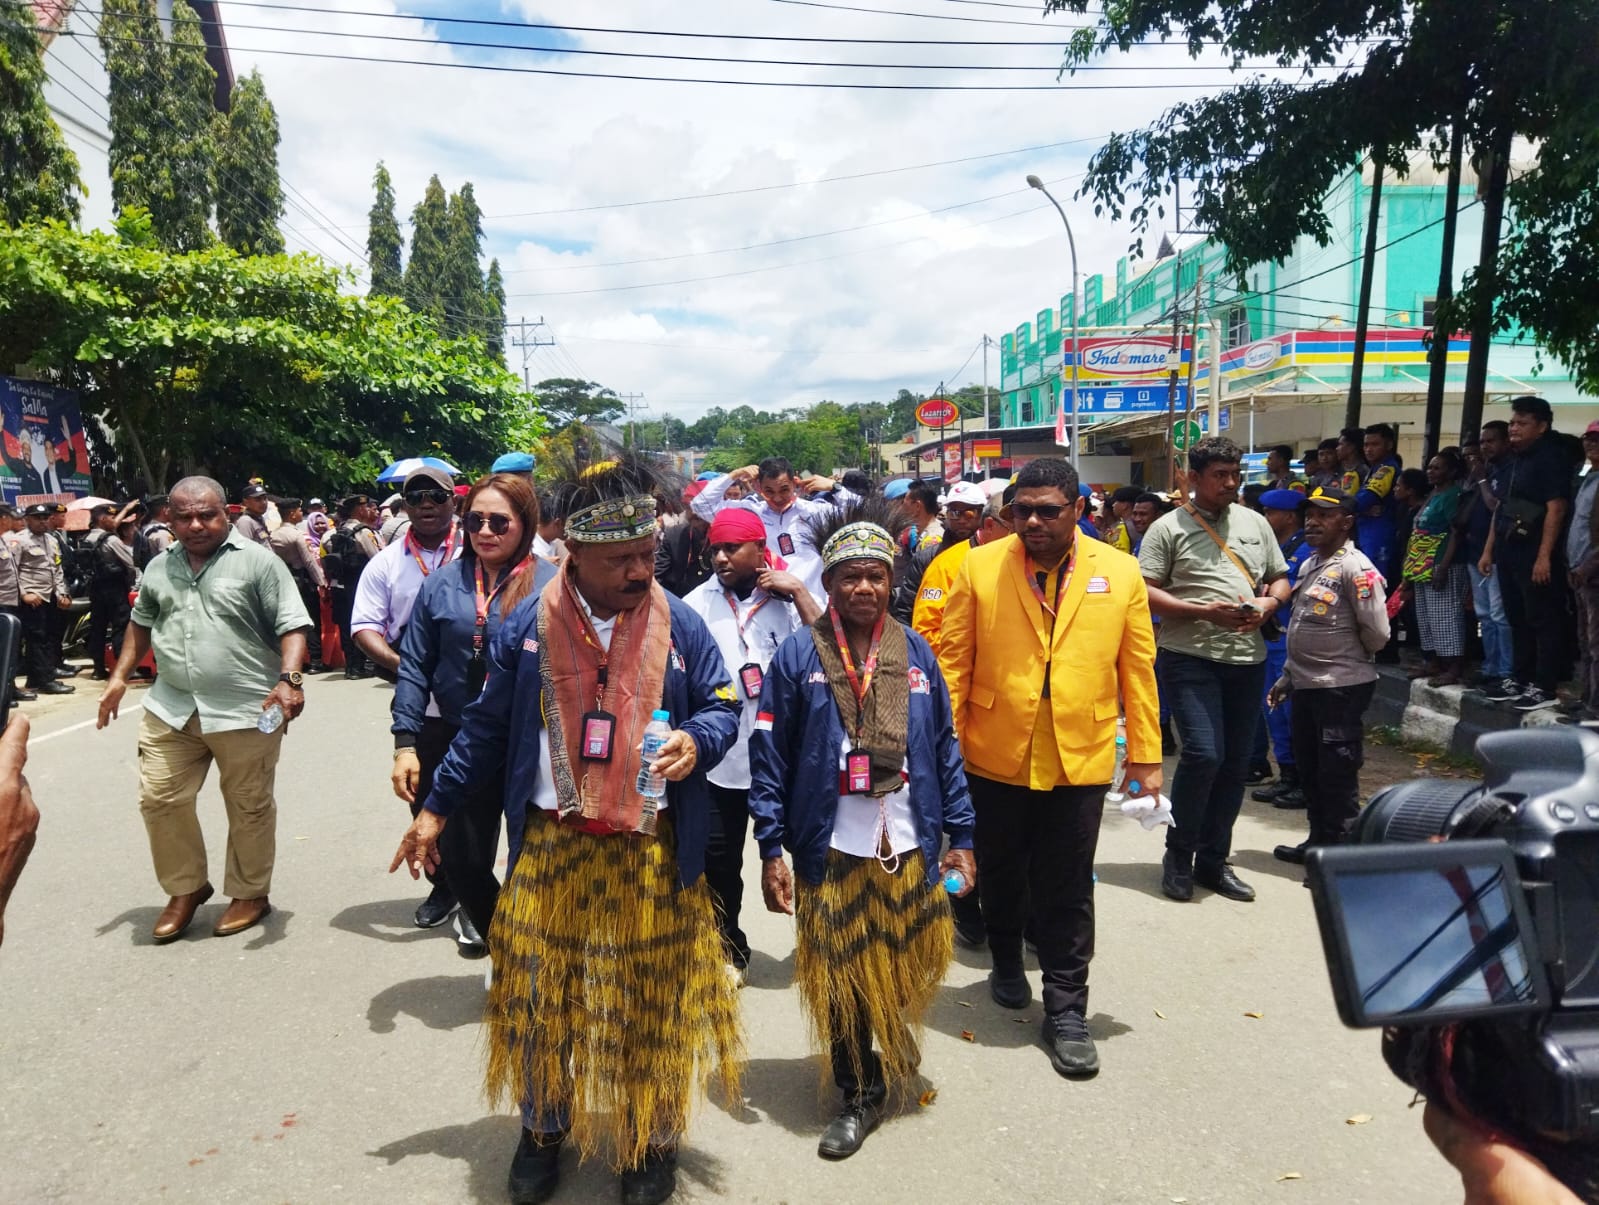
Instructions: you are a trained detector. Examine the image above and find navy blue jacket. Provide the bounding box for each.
[392,556,559,737]
[748,621,974,888]
[424,590,740,886]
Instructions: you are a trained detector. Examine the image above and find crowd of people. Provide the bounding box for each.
[4,404,1590,1204]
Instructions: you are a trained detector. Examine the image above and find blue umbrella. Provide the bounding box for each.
[697,471,720,480]
[376,455,459,484]
[882,478,912,499]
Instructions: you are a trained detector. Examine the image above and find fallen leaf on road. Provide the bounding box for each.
[295,836,309,841]
[1154,1009,1167,1020]
[957,1000,972,1008]
[960,1030,975,1042]
[1244,1011,1264,1019]
[919,1089,938,1107]
[1346,1114,1372,1125]
[1276,1172,1302,1182]
[1012,1017,1029,1024]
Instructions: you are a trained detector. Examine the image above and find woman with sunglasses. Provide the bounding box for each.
[390,473,558,957]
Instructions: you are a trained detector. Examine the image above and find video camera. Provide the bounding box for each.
[1306,726,1599,1199]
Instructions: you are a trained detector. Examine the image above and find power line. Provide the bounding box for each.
[763,0,1089,28]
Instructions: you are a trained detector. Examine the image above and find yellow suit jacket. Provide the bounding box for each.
[939,532,1160,786]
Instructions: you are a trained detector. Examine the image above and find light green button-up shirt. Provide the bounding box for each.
[131,528,312,733]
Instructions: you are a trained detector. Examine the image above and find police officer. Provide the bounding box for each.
[0,506,29,702]
[15,504,73,695]
[44,502,76,679]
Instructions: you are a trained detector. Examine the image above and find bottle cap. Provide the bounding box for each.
[652,709,669,721]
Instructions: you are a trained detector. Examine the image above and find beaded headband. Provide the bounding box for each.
[564,494,658,543]
[821,521,896,571]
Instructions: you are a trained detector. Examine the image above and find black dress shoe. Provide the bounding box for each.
[455,909,488,959]
[12,688,36,702]
[414,882,457,929]
[1271,788,1307,810]
[817,1102,882,1160]
[988,968,1032,1010]
[1273,842,1308,865]
[54,664,78,678]
[36,681,74,695]
[620,1145,677,1204]
[1042,1008,1100,1078]
[1243,763,1273,786]
[1195,863,1256,902]
[508,1129,563,1205]
[1161,851,1193,901]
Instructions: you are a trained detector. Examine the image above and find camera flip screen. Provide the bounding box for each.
[1310,841,1547,1027]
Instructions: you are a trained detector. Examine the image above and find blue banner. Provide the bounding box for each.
[0,376,92,505]
[1060,383,1189,415]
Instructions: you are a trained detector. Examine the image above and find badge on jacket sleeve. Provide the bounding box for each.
[908,667,930,695]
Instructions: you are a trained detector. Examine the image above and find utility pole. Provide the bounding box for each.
[1424,124,1464,462]
[981,334,991,429]
[509,316,554,392]
[1460,125,1512,444]
[1346,153,1386,428]
[619,392,646,450]
[1184,265,1204,440]
[1164,256,1184,490]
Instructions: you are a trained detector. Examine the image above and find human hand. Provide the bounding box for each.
[1477,553,1493,578]
[1122,762,1163,799]
[761,855,794,915]
[939,847,976,897]
[651,730,698,781]
[1201,599,1257,631]
[391,748,421,804]
[1533,554,1552,586]
[1267,677,1291,709]
[54,593,70,610]
[1423,1102,1581,1205]
[389,809,446,879]
[21,593,42,608]
[263,682,304,726]
[0,714,37,948]
[733,464,759,483]
[96,677,128,729]
[758,568,804,599]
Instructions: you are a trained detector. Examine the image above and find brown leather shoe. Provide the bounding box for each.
[213,896,272,937]
[152,883,214,944]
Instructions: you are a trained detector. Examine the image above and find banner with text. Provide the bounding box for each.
[0,377,92,506]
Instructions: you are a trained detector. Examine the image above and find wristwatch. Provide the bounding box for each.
[279,671,304,689]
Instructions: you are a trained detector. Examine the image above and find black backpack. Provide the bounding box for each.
[133,522,169,570]
[323,522,373,590]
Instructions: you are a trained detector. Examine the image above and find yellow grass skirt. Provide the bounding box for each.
[484,813,744,1169]
[794,848,953,1091]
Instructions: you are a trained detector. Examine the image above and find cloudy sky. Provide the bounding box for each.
[222,0,1273,423]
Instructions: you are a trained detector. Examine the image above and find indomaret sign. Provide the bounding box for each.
[1062,334,1193,381]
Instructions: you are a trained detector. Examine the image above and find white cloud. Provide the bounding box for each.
[229,0,1257,421]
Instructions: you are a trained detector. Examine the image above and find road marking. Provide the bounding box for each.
[33,703,143,744]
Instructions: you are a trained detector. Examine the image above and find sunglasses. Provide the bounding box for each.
[1009,503,1067,522]
[404,488,452,507]
[464,511,513,535]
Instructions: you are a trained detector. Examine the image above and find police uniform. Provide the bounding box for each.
[15,505,69,690]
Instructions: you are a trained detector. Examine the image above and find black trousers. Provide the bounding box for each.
[84,584,130,674]
[830,998,887,1108]
[704,783,751,966]
[1291,681,1376,847]
[1498,548,1570,695]
[970,774,1105,1016]
[330,587,370,676]
[292,576,322,665]
[415,717,503,937]
[17,601,55,687]
[46,599,67,667]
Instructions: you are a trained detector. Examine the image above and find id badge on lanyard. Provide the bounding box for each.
[739,662,764,699]
[846,749,872,794]
[581,710,616,761]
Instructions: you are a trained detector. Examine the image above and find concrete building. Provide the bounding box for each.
[994,151,1595,487]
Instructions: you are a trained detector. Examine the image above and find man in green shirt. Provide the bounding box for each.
[97,477,311,943]
[1138,437,1291,904]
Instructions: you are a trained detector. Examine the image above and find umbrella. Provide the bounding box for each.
[882,478,912,499]
[697,471,720,481]
[980,478,1010,498]
[66,495,116,511]
[375,456,459,485]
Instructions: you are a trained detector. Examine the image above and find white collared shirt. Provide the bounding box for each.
[350,526,462,641]
[830,737,916,859]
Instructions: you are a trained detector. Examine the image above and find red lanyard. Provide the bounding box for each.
[1025,549,1074,622]
[406,524,457,578]
[829,606,885,740]
[722,588,771,659]
[566,576,626,711]
[472,557,530,654]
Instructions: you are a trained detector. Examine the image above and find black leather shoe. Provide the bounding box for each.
[414,882,457,929]
[988,968,1032,1010]
[36,681,74,695]
[12,688,36,702]
[620,1146,678,1204]
[508,1128,563,1205]
[1042,1008,1100,1078]
[1161,851,1193,902]
[1195,863,1256,902]
[1243,763,1273,786]
[455,909,488,959]
[1271,788,1307,810]
[1273,842,1308,865]
[818,1102,882,1160]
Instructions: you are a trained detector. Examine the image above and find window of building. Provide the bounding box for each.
[1021,389,1036,424]
[1421,296,1438,328]
[1226,306,1251,348]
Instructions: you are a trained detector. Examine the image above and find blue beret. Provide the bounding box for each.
[1078,482,1093,498]
[1260,488,1306,510]
[491,452,536,473]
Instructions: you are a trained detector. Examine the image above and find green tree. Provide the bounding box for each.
[99,0,217,251]
[532,378,624,430]
[440,182,485,340]
[483,258,505,360]
[403,174,448,323]
[0,0,82,225]
[214,68,283,256]
[0,212,536,493]
[366,161,403,297]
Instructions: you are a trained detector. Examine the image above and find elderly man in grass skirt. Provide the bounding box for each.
[393,454,742,1205]
[750,501,976,1161]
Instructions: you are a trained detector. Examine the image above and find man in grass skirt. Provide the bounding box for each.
[393,454,742,1205]
[749,500,976,1161]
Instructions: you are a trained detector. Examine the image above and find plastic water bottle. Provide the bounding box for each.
[257,703,285,734]
[942,867,970,894]
[1105,734,1129,803]
[636,710,671,799]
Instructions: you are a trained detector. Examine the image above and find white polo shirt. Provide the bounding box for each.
[350,526,462,641]
[682,577,805,789]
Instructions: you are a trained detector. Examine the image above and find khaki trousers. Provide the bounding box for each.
[137,710,284,899]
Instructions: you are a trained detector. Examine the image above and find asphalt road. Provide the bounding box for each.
[2,673,1459,1204]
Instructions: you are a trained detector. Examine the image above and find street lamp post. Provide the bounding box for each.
[1027,175,1080,468]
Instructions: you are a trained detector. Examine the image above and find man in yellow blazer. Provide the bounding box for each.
[940,457,1161,1079]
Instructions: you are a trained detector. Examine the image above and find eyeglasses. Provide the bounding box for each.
[464,511,513,535]
[1009,503,1066,522]
[944,504,981,518]
[404,488,452,507]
